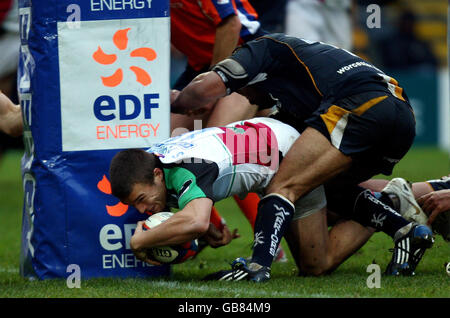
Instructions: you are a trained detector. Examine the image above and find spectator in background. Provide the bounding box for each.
[285,0,354,51]
[248,0,287,33]
[378,9,438,71]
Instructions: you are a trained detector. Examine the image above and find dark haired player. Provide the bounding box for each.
[171,33,434,280]
[109,117,433,281]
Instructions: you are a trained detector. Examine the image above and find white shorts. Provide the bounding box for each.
[292,185,327,220]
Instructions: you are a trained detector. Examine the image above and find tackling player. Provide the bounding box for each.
[170,34,435,279]
[109,117,432,281]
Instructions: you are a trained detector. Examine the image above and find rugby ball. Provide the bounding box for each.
[142,212,199,264]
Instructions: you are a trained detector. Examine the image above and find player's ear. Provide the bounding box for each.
[153,167,164,183]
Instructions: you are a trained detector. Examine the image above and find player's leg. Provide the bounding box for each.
[360,178,437,224]
[359,179,389,192]
[245,122,348,274]
[285,208,374,276]
[265,126,353,204]
[412,181,435,199]
[327,181,434,275]
[360,176,450,200]
[233,194,258,230]
[286,182,405,276]
[249,127,352,274]
[276,92,432,276]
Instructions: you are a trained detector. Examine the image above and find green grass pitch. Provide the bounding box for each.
[0,147,449,298]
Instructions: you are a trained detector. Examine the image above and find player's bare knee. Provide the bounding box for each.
[299,264,328,277]
[265,184,302,205]
[298,257,331,277]
[300,257,326,276]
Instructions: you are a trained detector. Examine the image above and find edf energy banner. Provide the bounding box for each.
[18,0,171,279]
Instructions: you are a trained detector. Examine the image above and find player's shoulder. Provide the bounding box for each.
[148,127,222,158]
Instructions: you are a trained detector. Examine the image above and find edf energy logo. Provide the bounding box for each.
[92,28,157,87]
[58,18,170,151]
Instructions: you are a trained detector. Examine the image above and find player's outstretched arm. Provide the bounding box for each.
[130,197,213,253]
[171,71,227,115]
[211,14,241,66]
[0,92,23,137]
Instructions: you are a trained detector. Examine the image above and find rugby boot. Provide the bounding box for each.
[385,223,434,276]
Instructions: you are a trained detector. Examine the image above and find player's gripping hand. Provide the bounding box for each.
[203,223,240,248]
[417,189,450,225]
[130,220,163,266]
[170,89,204,115]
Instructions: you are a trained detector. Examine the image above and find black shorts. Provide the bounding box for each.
[306,91,416,185]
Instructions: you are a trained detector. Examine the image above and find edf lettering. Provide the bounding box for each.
[94,93,159,121]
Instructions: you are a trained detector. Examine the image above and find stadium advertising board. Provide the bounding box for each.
[19,0,170,279]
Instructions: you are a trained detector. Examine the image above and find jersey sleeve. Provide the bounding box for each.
[212,36,274,93]
[164,160,219,209]
[199,0,236,26]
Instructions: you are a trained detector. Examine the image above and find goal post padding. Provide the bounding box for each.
[18,0,171,279]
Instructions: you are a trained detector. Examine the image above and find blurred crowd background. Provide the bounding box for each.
[171,0,449,152]
[0,0,448,161]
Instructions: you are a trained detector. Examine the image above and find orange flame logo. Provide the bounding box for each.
[97,175,129,217]
[92,28,157,87]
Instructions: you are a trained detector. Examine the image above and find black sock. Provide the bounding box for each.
[353,189,410,238]
[373,191,398,210]
[251,194,294,268]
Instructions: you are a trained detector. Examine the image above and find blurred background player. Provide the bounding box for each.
[285,0,354,51]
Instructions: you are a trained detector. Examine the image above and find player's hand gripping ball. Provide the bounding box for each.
[142,212,199,264]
